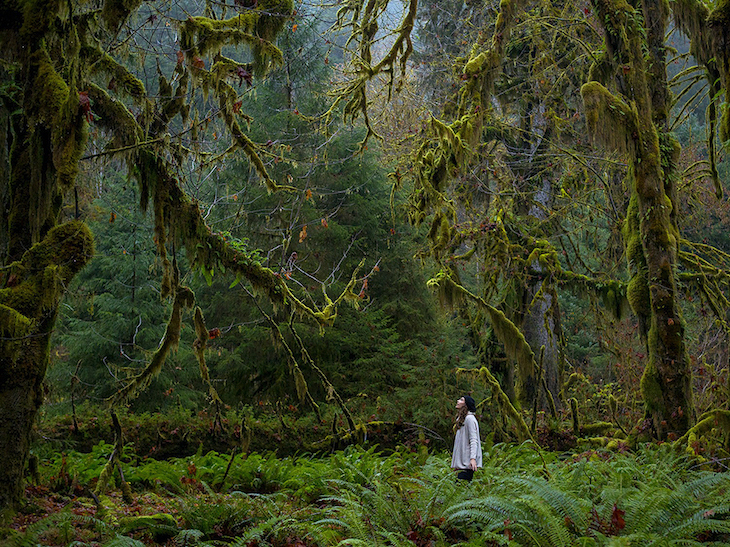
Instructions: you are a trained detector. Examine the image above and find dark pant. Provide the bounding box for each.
[457,469,474,481]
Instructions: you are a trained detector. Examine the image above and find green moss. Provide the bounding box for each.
[639,363,664,412]
[28,50,69,126]
[86,84,142,150]
[20,0,62,39]
[52,95,89,190]
[94,51,146,99]
[581,422,614,435]
[627,275,650,316]
[0,221,93,331]
[101,0,143,32]
[180,1,292,73]
[464,52,487,76]
[581,81,636,154]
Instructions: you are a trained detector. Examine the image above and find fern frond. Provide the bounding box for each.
[512,475,591,530]
[102,535,146,547]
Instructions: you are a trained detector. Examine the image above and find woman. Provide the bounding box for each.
[451,395,482,481]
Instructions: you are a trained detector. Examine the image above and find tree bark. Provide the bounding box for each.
[583,0,694,438]
[0,221,93,514]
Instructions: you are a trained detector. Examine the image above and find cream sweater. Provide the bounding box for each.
[451,413,483,470]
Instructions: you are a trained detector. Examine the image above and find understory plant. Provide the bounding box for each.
[8,443,730,546]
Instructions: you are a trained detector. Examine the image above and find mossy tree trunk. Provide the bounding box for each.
[0,0,331,515]
[582,0,694,438]
[512,101,564,410]
[1,10,94,513]
[0,220,93,514]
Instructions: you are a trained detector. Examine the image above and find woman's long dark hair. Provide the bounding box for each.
[454,405,469,432]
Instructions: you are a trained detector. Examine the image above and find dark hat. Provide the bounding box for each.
[463,395,476,412]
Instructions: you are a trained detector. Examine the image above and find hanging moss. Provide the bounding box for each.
[86,49,146,99]
[52,96,88,191]
[27,50,69,126]
[581,81,637,155]
[180,1,291,74]
[192,306,222,404]
[110,286,195,406]
[457,366,534,443]
[100,0,143,33]
[20,0,62,40]
[86,84,143,151]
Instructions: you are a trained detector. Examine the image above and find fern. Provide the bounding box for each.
[101,535,146,547]
[8,510,109,547]
[174,528,205,546]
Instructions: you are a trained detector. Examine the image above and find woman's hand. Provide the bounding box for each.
[469,458,477,471]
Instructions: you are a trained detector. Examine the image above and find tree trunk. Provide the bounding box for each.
[583,0,694,438]
[0,337,49,515]
[0,221,93,514]
[520,282,562,409]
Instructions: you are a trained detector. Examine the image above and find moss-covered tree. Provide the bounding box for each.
[330,0,730,440]
[0,0,370,515]
[581,0,730,438]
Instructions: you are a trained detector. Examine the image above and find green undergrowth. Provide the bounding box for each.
[34,401,442,461]
[6,442,730,546]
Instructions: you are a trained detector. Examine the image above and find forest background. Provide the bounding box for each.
[2,0,730,544]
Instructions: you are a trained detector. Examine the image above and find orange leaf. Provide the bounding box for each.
[305,189,313,201]
[298,225,308,243]
[321,217,328,228]
[292,24,298,31]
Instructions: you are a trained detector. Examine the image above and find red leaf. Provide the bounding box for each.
[78,91,93,122]
[611,504,626,531]
[236,66,253,87]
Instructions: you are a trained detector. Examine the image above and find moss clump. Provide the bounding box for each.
[627,275,650,317]
[101,0,143,32]
[28,50,69,126]
[20,0,62,39]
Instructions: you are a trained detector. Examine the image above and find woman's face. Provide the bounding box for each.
[456,397,465,410]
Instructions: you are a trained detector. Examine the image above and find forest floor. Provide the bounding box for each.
[5,441,730,546]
